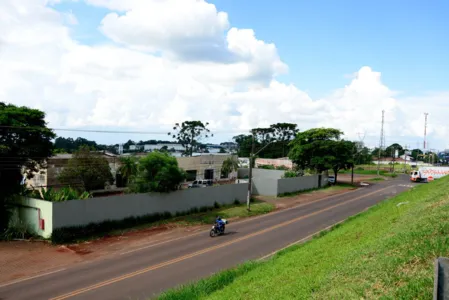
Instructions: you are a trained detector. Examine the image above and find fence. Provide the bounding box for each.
[237,168,327,197]
[252,175,326,197]
[14,183,247,238]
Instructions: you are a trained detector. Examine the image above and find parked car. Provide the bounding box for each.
[188,180,212,188]
[328,175,335,184]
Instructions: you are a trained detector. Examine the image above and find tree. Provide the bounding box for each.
[129,152,186,193]
[118,156,138,185]
[219,148,227,153]
[221,157,239,178]
[288,128,354,183]
[270,123,299,157]
[385,143,404,157]
[330,140,355,183]
[411,149,423,161]
[169,121,213,156]
[0,103,55,232]
[233,134,256,157]
[58,145,114,192]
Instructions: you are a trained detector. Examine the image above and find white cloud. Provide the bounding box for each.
[1,0,448,149]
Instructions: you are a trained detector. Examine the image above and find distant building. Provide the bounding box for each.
[143,143,185,152]
[176,154,237,181]
[25,152,120,190]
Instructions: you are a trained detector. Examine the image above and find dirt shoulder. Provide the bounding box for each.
[0,182,365,285]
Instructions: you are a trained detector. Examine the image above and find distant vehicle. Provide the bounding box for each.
[410,167,449,183]
[328,175,335,184]
[188,179,213,188]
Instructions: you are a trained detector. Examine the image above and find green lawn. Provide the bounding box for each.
[278,183,355,198]
[157,176,449,300]
[170,201,274,226]
[339,168,398,178]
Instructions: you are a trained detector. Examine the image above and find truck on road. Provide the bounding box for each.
[410,166,449,182]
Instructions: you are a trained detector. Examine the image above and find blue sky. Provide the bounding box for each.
[54,0,449,99]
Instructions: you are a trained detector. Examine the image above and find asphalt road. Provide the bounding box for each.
[0,177,414,300]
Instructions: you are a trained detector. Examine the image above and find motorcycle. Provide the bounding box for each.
[210,219,228,237]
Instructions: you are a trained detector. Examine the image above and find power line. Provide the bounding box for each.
[0,125,250,135]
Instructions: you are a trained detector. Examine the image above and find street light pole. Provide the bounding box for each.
[247,134,255,211]
[246,137,275,211]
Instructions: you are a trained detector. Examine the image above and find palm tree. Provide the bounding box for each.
[221,157,240,178]
[119,156,138,185]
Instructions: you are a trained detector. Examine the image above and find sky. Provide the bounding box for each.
[1,0,449,150]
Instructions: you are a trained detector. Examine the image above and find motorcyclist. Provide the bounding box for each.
[215,216,225,232]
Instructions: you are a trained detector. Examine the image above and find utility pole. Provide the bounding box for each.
[247,134,255,211]
[352,131,366,185]
[404,144,409,173]
[424,113,429,151]
[377,110,385,176]
[246,136,275,211]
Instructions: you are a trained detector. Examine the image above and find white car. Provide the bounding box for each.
[328,176,335,184]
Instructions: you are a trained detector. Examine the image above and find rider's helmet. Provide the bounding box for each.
[216,216,222,221]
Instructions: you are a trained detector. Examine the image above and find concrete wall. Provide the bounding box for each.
[51,183,247,229]
[252,174,328,197]
[255,158,294,169]
[252,177,279,196]
[277,175,320,195]
[238,168,285,180]
[16,198,54,238]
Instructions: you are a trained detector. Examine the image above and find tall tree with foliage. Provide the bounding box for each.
[411,149,423,161]
[168,121,213,156]
[0,103,55,233]
[385,143,404,157]
[129,152,186,193]
[288,128,354,183]
[221,157,240,178]
[118,156,138,185]
[270,123,299,157]
[233,134,257,157]
[58,145,114,192]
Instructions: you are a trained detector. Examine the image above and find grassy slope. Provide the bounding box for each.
[157,177,449,300]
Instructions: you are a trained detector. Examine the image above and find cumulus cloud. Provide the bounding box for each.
[1,0,448,149]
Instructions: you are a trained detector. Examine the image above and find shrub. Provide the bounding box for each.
[233,199,240,205]
[259,165,275,170]
[29,187,91,202]
[2,217,36,240]
[275,165,289,171]
[282,171,300,178]
[214,201,221,209]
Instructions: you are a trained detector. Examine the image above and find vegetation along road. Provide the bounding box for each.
[0,176,413,300]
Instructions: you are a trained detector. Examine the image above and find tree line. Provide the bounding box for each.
[0,102,439,235]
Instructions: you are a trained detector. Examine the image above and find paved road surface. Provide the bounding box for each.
[0,177,414,300]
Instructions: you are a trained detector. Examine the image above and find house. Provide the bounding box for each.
[25,152,120,190]
[143,143,185,152]
[176,154,237,181]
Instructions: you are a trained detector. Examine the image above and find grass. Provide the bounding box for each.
[51,200,275,244]
[168,201,274,226]
[157,175,449,300]
[340,168,398,178]
[367,177,385,182]
[277,183,355,198]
